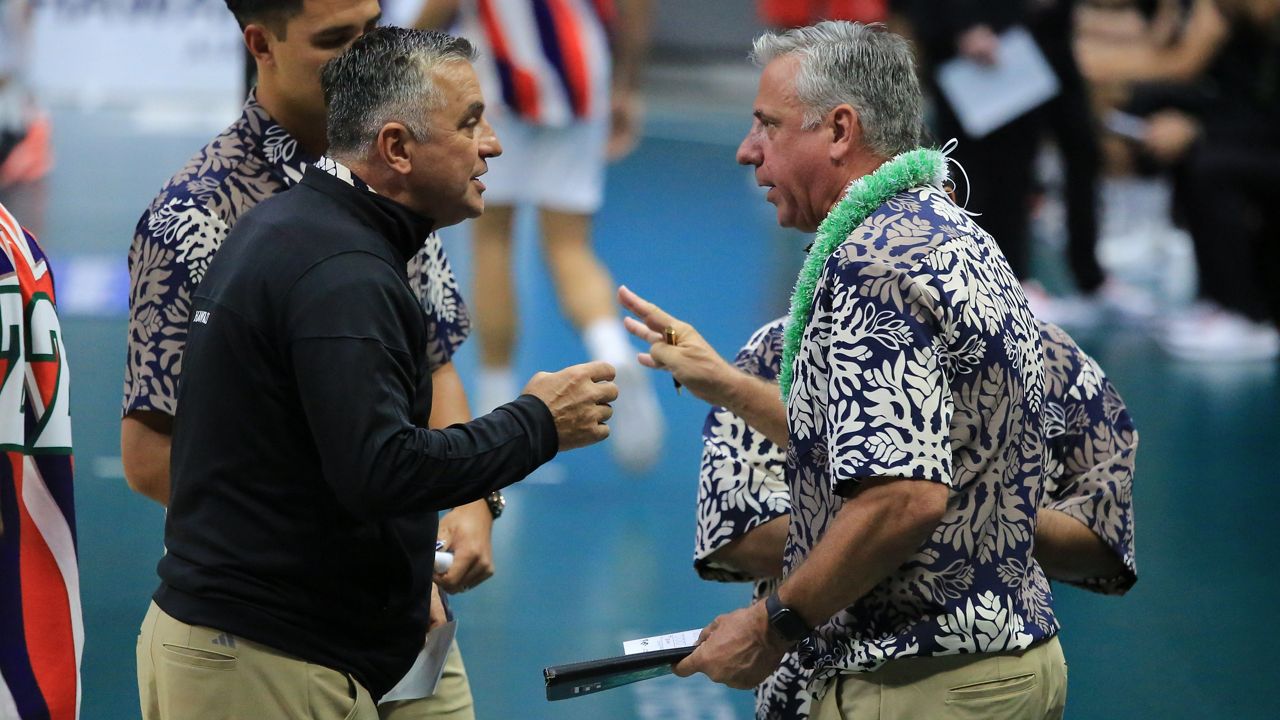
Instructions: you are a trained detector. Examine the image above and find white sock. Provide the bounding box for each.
[477,366,517,415]
[583,318,634,368]
[582,318,665,473]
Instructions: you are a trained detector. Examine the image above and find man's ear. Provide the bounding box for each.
[243,24,275,67]
[829,104,860,163]
[376,123,415,175]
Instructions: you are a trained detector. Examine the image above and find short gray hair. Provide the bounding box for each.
[750,21,922,158]
[322,27,478,156]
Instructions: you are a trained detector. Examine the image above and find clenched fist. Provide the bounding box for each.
[523,361,618,451]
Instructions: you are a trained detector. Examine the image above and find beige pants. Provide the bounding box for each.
[137,603,476,720]
[812,636,1068,720]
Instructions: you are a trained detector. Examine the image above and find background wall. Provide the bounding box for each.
[29,0,764,109]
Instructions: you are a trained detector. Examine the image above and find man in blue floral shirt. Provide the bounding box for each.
[122,2,488,718]
[690,317,1137,719]
[621,21,1067,719]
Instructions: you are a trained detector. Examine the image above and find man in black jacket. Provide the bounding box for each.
[135,28,617,720]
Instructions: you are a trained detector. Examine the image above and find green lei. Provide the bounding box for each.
[779,147,948,399]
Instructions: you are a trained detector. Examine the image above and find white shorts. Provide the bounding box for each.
[480,110,608,215]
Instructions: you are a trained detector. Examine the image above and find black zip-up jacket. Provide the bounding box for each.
[155,165,558,698]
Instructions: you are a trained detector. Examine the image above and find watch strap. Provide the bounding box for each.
[765,591,811,644]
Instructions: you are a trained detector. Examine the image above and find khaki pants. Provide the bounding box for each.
[137,603,475,720]
[812,636,1068,720]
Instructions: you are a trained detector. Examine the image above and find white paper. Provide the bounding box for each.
[379,620,457,704]
[935,26,1060,138]
[433,550,454,574]
[622,628,702,656]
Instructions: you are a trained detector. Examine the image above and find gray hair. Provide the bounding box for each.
[750,21,922,158]
[322,26,478,156]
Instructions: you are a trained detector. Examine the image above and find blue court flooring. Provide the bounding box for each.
[25,97,1280,719]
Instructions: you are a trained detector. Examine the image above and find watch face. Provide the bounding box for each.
[486,491,505,518]
[777,611,808,642]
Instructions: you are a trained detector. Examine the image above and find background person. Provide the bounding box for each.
[897,0,1159,326]
[0,0,52,239]
[414,0,665,472]
[1080,0,1280,360]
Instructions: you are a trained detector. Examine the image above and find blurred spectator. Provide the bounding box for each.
[1034,0,1158,325]
[898,0,1155,327]
[898,0,1044,283]
[0,0,52,238]
[415,0,665,472]
[1081,0,1280,360]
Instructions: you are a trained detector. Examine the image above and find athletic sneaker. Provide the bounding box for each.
[1160,306,1280,362]
[1091,278,1159,323]
[1022,279,1158,328]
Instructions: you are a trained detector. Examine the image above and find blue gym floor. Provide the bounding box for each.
[30,96,1280,719]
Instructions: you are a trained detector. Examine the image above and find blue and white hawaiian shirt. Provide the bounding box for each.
[694,318,812,720]
[1039,322,1138,594]
[784,184,1056,694]
[124,91,470,417]
[695,316,1138,718]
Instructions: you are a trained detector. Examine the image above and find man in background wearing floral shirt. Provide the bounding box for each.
[689,317,1137,718]
[122,2,491,718]
[621,21,1067,719]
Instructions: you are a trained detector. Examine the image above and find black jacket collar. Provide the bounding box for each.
[300,164,436,265]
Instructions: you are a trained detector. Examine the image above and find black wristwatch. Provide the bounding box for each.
[485,490,505,519]
[764,592,811,644]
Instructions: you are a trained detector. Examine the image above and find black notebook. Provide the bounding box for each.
[543,645,695,701]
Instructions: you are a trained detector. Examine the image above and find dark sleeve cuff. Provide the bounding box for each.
[499,394,559,467]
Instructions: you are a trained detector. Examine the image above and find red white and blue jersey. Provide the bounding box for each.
[460,0,614,126]
[0,201,79,720]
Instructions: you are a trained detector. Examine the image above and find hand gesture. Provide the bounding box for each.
[523,361,618,450]
[618,285,738,408]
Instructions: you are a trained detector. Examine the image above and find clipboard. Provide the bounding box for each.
[543,646,694,701]
[935,26,1060,138]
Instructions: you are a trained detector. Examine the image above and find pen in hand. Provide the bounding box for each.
[663,326,682,394]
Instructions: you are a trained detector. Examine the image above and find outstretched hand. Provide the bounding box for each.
[617,285,739,408]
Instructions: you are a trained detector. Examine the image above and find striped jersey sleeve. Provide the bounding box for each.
[0,200,80,720]
[462,0,613,126]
